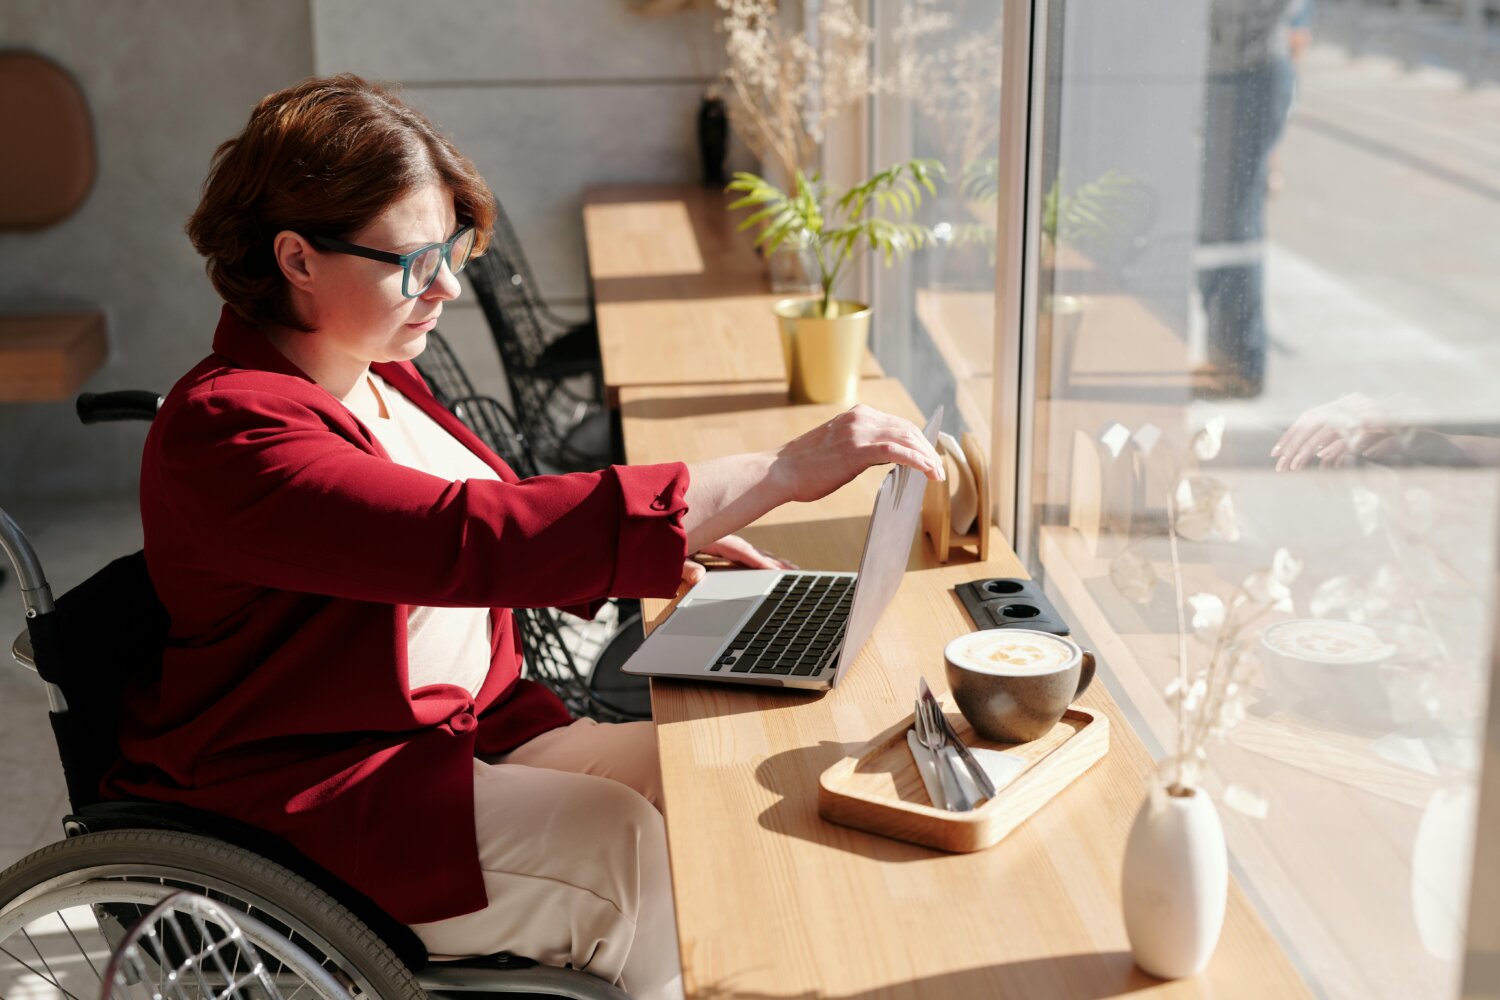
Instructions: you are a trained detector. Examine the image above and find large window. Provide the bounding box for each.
[861,2,1498,992]
[865,0,1006,457]
[1020,2,1500,996]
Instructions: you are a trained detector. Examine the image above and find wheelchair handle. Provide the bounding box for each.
[76,390,162,425]
[0,506,54,618]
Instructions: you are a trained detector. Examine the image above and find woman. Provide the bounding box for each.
[105,75,942,1000]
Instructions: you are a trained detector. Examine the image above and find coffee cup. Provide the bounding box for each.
[1259,618,1397,728]
[943,629,1095,743]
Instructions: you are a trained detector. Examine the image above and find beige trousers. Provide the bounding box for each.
[410,719,684,1000]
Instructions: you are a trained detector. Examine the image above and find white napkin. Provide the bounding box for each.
[938,432,979,535]
[961,746,1030,800]
[908,730,1030,808]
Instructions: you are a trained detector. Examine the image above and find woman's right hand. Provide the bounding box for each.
[770,404,945,504]
[681,405,945,554]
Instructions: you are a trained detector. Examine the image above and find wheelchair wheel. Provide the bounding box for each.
[0,829,426,998]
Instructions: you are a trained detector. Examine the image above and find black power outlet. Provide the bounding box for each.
[954,578,1070,636]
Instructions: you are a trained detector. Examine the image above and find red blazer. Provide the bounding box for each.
[107,306,689,924]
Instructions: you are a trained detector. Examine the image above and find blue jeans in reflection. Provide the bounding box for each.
[1197,57,1295,390]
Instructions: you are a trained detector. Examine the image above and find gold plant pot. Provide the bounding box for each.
[773,298,872,405]
[1035,293,1087,399]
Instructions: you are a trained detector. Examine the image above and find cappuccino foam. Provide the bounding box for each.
[1262,619,1394,665]
[947,631,1075,675]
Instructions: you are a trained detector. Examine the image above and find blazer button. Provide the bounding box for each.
[450,712,476,733]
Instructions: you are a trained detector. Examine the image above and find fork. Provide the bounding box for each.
[914,698,969,811]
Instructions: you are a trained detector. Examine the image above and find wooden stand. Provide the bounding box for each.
[922,431,990,563]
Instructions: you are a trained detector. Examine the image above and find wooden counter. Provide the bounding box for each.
[620,378,1309,999]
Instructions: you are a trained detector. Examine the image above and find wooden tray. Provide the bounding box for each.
[818,705,1109,852]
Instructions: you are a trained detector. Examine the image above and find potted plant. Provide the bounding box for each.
[726,160,944,404]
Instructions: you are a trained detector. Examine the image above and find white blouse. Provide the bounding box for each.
[356,374,500,697]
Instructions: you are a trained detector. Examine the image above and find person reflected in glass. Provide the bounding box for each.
[1195,0,1297,398]
[105,75,945,1000]
[1267,0,1313,195]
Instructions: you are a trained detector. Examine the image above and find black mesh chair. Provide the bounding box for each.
[412,328,541,476]
[466,236,616,474]
[414,331,650,722]
[487,200,602,383]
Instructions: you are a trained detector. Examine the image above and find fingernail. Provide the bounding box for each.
[1270,444,1282,456]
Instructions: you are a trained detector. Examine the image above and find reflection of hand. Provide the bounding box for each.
[681,534,798,589]
[1272,393,1397,471]
[772,405,944,504]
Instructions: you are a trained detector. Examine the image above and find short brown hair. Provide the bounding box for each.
[186,74,495,331]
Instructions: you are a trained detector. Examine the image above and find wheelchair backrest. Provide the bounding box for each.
[26,549,169,811]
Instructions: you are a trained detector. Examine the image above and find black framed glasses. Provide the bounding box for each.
[309,222,478,298]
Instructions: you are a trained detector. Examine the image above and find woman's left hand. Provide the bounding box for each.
[680,534,797,588]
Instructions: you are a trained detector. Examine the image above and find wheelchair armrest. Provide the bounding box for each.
[73,800,430,973]
[11,627,34,670]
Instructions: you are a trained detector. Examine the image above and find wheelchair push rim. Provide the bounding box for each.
[0,832,423,999]
[0,871,356,999]
[2,881,348,999]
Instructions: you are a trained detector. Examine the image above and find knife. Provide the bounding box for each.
[918,677,999,800]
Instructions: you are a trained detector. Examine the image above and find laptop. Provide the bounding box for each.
[621,408,942,691]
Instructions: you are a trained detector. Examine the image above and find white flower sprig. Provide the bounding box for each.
[884,1,1003,172]
[715,0,875,186]
[1110,414,1295,807]
[1160,548,1300,793]
[714,0,1002,188]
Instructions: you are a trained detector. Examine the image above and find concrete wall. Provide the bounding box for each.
[0,0,733,503]
[312,0,738,410]
[0,1,316,499]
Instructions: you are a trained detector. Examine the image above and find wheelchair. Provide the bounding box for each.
[0,387,633,999]
[102,890,348,998]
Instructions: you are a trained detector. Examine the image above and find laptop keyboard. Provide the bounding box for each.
[711,574,855,678]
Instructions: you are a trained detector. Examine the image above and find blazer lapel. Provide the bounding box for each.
[208,306,520,482]
[372,360,520,484]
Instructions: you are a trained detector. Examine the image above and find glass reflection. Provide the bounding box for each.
[1195,0,1297,399]
[1029,0,1500,994]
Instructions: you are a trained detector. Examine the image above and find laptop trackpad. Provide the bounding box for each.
[658,596,758,637]
[621,595,759,676]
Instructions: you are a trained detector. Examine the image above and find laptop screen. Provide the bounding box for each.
[829,408,943,686]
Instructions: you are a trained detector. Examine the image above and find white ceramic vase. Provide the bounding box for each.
[1411,784,1479,960]
[1121,783,1228,979]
